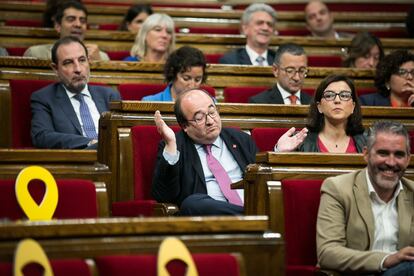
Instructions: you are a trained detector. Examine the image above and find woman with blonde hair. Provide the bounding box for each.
[124,13,175,62]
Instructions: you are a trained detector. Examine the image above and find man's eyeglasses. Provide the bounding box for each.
[396,68,414,79]
[279,67,308,78]
[322,91,353,101]
[187,106,218,125]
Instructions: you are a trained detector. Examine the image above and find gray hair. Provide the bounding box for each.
[130,13,176,58]
[366,121,411,154]
[274,43,306,65]
[241,3,277,26]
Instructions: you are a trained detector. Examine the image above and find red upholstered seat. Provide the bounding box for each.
[0,179,98,220]
[0,259,91,276]
[106,50,130,60]
[118,83,216,101]
[118,83,167,100]
[282,179,324,276]
[112,125,181,216]
[10,79,54,148]
[6,47,27,56]
[251,128,290,152]
[308,55,343,67]
[223,86,269,103]
[98,23,119,30]
[5,19,42,27]
[96,253,241,276]
[205,53,223,64]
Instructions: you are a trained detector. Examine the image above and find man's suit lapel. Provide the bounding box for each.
[238,49,253,65]
[397,178,414,248]
[89,86,106,113]
[220,130,245,169]
[270,86,285,104]
[353,169,376,247]
[56,84,82,134]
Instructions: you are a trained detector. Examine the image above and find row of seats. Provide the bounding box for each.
[8,79,377,148]
[3,46,345,66]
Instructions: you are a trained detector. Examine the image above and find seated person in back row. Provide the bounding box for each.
[31,36,120,149]
[219,3,277,66]
[304,0,353,39]
[152,88,258,215]
[317,121,414,274]
[276,74,366,153]
[249,43,311,104]
[24,1,109,61]
[142,46,207,101]
[360,49,414,107]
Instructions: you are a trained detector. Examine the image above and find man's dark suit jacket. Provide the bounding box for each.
[152,128,258,206]
[359,92,391,106]
[248,85,312,104]
[31,82,121,149]
[219,47,276,65]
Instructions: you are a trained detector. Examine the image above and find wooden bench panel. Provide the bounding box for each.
[0,216,283,276]
[243,152,414,234]
[0,149,111,217]
[98,102,414,204]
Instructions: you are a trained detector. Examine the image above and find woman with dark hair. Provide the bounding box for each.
[277,74,366,153]
[119,4,153,33]
[142,46,207,101]
[343,32,384,69]
[360,49,414,107]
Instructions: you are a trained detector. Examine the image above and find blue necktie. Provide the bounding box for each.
[74,93,98,139]
[256,56,265,66]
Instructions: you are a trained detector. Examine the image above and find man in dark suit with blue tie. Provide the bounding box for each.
[219,3,277,66]
[152,88,259,215]
[31,36,121,149]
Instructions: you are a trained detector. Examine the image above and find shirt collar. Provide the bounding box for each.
[277,83,301,100]
[196,135,223,151]
[64,84,91,99]
[245,45,268,65]
[365,169,403,204]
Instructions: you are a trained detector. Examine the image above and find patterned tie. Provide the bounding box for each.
[289,94,298,105]
[204,144,243,206]
[256,56,265,66]
[73,93,98,139]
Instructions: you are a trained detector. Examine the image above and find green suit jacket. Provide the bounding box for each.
[317,168,414,273]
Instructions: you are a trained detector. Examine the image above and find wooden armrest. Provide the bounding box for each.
[231,179,245,189]
[153,203,179,216]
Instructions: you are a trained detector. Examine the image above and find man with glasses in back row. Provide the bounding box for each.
[248,43,311,104]
[152,88,259,215]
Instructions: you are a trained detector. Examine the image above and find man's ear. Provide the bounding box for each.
[54,22,61,34]
[272,64,279,78]
[50,62,58,74]
[363,146,369,163]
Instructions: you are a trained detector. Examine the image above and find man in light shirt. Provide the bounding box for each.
[249,43,311,104]
[152,88,258,215]
[31,36,120,149]
[24,0,109,61]
[219,3,277,66]
[317,121,414,274]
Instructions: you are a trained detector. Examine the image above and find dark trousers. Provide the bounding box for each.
[382,261,414,276]
[178,194,243,216]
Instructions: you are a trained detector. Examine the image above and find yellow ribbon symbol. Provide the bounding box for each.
[15,166,58,221]
[14,239,53,276]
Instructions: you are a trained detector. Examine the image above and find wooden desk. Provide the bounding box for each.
[98,102,414,204]
[0,149,111,217]
[0,216,283,276]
